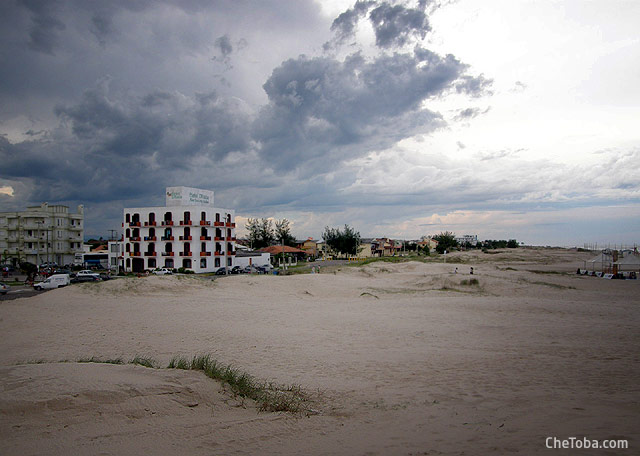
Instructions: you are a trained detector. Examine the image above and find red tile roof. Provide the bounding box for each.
[259,245,307,254]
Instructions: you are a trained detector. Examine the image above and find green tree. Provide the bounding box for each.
[245,218,275,249]
[322,225,360,257]
[274,219,296,246]
[433,231,458,254]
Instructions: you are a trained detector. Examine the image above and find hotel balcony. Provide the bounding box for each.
[214,236,225,241]
[214,251,223,256]
[162,252,174,256]
[200,236,212,241]
[129,222,141,227]
[130,236,141,241]
[213,221,225,227]
[225,222,236,228]
[179,235,192,241]
[161,220,174,226]
[144,252,157,257]
[144,221,157,226]
[131,252,141,257]
[179,251,192,256]
[228,250,236,256]
[199,220,211,226]
[144,236,157,241]
[200,252,212,257]
[179,220,192,226]
[161,236,174,241]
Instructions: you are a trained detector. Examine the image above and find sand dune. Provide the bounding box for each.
[1,249,638,455]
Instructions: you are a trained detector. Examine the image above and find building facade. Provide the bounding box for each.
[122,187,236,273]
[0,203,84,267]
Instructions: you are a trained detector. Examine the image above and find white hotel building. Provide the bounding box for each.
[122,187,236,273]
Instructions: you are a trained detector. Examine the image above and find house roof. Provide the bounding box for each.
[259,245,307,255]
[91,244,108,252]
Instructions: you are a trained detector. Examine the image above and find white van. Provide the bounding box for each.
[34,274,71,290]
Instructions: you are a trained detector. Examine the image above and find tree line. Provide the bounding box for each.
[245,218,296,249]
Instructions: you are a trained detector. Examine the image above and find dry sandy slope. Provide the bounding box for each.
[0,249,638,455]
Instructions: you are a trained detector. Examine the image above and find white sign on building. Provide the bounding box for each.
[165,186,214,207]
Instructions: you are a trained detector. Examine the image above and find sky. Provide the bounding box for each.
[1,0,639,246]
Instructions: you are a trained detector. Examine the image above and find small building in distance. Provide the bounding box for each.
[122,186,236,273]
[455,234,479,247]
[0,202,84,267]
[296,238,320,257]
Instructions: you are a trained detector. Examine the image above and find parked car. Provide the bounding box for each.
[33,274,71,290]
[152,268,173,275]
[214,267,228,275]
[71,275,101,283]
[0,282,9,295]
[76,270,101,279]
[230,266,242,274]
[99,272,112,281]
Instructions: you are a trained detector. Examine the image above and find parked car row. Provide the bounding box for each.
[214,265,271,275]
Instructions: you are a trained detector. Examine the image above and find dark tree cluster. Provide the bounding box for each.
[322,225,361,257]
[245,218,296,249]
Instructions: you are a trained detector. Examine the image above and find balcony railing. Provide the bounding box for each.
[199,220,211,226]
[129,222,141,227]
[180,251,192,256]
[225,222,236,228]
[200,236,212,241]
[179,235,192,241]
[130,236,141,241]
[161,236,174,241]
[144,252,157,257]
[214,251,223,256]
[162,252,174,256]
[144,236,157,241]
[228,250,236,256]
[213,221,225,227]
[179,220,192,226]
[200,252,211,257]
[131,252,141,257]
[144,221,157,226]
[161,220,174,226]
[214,236,225,241]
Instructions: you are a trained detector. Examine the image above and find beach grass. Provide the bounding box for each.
[167,354,309,413]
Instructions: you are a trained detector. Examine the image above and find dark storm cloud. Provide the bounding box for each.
[326,0,434,50]
[369,2,430,48]
[0,0,500,236]
[255,48,486,170]
[327,0,375,48]
[20,0,66,54]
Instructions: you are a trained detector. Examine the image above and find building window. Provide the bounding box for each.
[148,258,156,268]
[215,258,220,268]
[164,259,174,268]
[126,214,131,223]
[200,258,207,268]
[227,258,232,267]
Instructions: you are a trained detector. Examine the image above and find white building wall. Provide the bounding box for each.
[0,203,84,266]
[234,253,271,269]
[122,205,236,273]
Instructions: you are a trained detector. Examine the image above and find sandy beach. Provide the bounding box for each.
[1,248,638,455]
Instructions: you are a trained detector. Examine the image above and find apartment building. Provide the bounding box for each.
[122,186,236,273]
[0,203,85,266]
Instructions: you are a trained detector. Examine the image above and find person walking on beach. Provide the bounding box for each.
[470,267,474,275]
